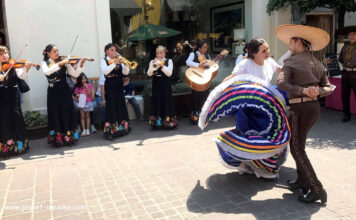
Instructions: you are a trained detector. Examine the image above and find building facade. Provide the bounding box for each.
[1,0,355,112]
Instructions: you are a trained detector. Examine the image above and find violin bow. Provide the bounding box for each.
[3,44,28,78]
[67,35,79,59]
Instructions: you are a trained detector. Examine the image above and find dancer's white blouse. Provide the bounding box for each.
[232,57,279,83]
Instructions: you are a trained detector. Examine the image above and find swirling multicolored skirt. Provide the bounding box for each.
[199,74,290,173]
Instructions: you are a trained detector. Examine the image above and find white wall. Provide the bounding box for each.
[4,0,112,112]
[245,0,291,60]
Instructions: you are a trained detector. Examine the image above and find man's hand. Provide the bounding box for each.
[303,86,319,98]
[309,86,319,98]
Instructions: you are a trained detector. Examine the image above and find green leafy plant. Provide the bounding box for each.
[24,111,48,129]
[267,0,356,29]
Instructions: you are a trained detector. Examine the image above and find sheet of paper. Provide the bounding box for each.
[78,94,86,108]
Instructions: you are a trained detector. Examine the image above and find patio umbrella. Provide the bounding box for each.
[127,23,181,41]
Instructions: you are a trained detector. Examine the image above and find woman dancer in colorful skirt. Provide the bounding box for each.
[199,38,290,179]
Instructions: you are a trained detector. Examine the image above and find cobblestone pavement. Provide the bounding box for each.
[0,108,356,220]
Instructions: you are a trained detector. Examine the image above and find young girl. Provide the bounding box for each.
[0,46,33,156]
[185,40,211,124]
[42,44,86,147]
[147,46,177,129]
[74,73,94,136]
[100,43,130,141]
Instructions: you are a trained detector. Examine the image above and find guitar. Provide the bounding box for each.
[185,50,229,91]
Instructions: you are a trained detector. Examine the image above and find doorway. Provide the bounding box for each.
[306,13,334,61]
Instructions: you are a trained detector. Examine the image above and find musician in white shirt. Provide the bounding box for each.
[185,40,211,124]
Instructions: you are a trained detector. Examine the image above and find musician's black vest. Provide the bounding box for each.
[104,58,123,78]
[0,68,18,88]
[45,60,67,84]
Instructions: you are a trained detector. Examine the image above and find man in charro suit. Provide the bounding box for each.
[338,26,356,122]
[276,24,333,204]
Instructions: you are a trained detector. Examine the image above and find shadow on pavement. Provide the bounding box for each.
[308,108,356,150]
[187,167,324,219]
[0,117,234,162]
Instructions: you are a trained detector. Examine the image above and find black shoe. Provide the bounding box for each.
[298,189,327,204]
[104,133,114,141]
[342,114,351,122]
[287,179,309,194]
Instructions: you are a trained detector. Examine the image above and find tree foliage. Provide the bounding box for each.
[267,0,356,15]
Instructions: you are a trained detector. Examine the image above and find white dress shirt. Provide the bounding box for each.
[147,58,173,77]
[100,57,130,76]
[41,59,83,78]
[186,51,210,68]
[96,74,106,96]
[232,57,280,83]
[235,53,248,66]
[15,67,29,80]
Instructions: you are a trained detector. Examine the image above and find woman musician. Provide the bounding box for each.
[147,46,177,129]
[42,44,87,147]
[0,45,34,156]
[185,40,211,124]
[100,43,131,141]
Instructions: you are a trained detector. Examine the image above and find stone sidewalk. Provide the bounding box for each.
[0,108,356,220]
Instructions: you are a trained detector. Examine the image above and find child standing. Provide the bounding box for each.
[74,73,94,136]
[147,46,177,129]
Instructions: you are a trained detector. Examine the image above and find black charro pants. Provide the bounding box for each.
[341,71,356,116]
[289,101,324,194]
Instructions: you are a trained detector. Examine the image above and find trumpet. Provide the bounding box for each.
[152,59,165,71]
[114,53,138,69]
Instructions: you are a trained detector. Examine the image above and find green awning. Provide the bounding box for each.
[127,23,181,41]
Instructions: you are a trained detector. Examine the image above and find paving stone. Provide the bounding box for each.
[0,112,354,219]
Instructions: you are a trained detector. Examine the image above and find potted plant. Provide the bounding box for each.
[24,111,48,140]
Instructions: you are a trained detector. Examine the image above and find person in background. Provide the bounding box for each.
[123,76,141,120]
[338,26,356,122]
[277,50,292,66]
[235,43,249,66]
[67,73,97,134]
[74,73,94,136]
[172,42,186,83]
[95,74,106,127]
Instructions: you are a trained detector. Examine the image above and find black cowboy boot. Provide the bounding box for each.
[298,189,327,204]
[287,179,309,194]
[342,114,351,123]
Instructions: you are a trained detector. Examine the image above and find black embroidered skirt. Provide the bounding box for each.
[0,86,29,156]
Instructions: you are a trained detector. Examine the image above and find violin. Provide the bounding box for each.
[1,59,40,71]
[59,56,94,65]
